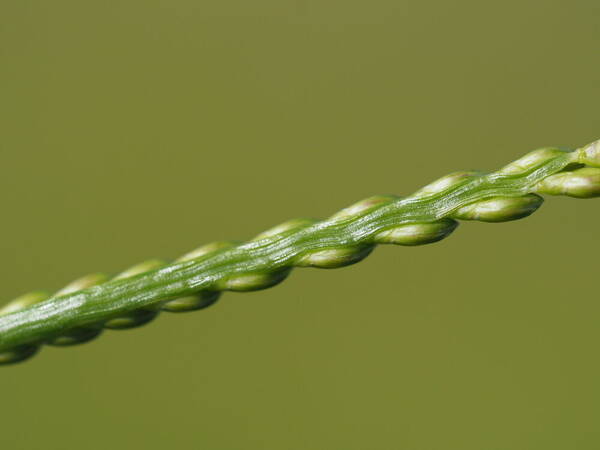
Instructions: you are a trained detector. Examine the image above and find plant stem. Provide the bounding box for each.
[1,140,599,365]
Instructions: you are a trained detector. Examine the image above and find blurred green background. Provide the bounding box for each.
[1,1,598,449]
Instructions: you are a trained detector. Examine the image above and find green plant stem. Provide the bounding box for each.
[1,140,599,365]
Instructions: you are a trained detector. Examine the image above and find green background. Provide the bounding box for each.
[1,1,598,449]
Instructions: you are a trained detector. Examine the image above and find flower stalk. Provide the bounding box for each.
[1,140,599,365]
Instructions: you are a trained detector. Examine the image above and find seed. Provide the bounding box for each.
[223,269,291,291]
[374,219,458,246]
[499,148,568,175]
[536,168,600,198]
[412,172,479,197]
[453,194,543,222]
[296,245,374,268]
[252,218,317,241]
[162,291,221,312]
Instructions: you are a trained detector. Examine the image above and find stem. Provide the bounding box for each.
[1,140,599,365]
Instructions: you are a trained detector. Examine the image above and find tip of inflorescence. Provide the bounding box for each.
[578,139,600,167]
